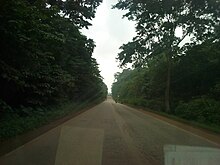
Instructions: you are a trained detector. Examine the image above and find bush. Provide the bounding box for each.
[210,82,220,100]
[0,98,102,140]
[0,99,13,116]
[121,98,164,111]
[175,98,220,126]
[145,99,165,111]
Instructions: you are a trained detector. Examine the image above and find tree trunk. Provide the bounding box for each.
[165,53,171,113]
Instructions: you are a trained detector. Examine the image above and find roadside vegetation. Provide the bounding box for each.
[112,42,220,132]
[112,0,220,132]
[0,0,107,140]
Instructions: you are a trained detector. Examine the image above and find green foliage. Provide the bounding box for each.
[112,67,165,111]
[172,41,220,100]
[114,0,220,63]
[0,99,13,116]
[0,0,107,113]
[47,0,103,29]
[114,0,220,112]
[0,99,103,140]
[175,98,220,127]
[0,0,107,140]
[210,82,220,100]
[112,68,147,102]
[112,40,220,130]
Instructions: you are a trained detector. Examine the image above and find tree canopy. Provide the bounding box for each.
[114,0,220,111]
[112,40,220,128]
[0,0,107,112]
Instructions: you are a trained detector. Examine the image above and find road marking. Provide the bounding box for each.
[55,126,104,165]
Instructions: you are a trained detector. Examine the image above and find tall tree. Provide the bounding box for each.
[0,0,107,110]
[47,0,102,28]
[114,0,220,112]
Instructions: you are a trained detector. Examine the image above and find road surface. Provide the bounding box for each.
[0,98,219,165]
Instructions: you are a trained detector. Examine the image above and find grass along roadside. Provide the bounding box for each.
[0,98,104,156]
[0,99,103,141]
[0,98,104,154]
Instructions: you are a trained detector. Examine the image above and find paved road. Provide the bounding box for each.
[0,98,219,165]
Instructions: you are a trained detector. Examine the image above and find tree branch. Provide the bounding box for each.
[176,31,190,46]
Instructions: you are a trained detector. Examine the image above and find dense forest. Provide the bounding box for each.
[112,0,220,129]
[0,0,107,139]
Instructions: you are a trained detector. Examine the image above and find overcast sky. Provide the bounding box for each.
[82,0,136,93]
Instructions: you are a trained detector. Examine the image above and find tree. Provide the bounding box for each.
[47,0,103,28]
[172,41,220,100]
[0,0,107,110]
[112,68,147,103]
[114,0,220,112]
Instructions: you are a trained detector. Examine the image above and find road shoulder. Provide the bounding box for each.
[0,102,102,157]
[123,104,220,147]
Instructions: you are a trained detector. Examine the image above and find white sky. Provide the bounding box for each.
[81,0,136,93]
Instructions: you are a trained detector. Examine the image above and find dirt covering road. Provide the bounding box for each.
[0,97,219,165]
